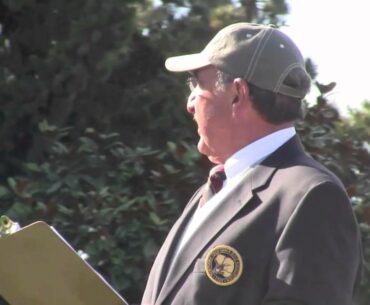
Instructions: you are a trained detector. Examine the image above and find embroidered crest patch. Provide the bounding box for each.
[204,245,243,286]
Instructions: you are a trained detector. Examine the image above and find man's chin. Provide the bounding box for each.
[207,155,222,165]
[197,140,222,165]
[197,138,209,157]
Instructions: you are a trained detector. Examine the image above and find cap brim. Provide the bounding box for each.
[165,53,211,72]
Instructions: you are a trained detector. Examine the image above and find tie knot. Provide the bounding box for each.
[209,165,226,194]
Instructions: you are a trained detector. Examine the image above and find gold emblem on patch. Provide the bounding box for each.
[205,245,243,286]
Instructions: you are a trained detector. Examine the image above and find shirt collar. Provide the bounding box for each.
[224,127,296,180]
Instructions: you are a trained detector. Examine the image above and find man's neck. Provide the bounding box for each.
[230,121,294,160]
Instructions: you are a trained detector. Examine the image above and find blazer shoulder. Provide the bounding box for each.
[265,135,346,190]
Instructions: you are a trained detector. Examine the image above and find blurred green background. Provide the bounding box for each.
[0,0,369,304]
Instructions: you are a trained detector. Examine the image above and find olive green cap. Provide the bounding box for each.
[165,23,310,98]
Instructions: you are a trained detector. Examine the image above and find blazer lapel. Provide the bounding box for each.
[147,187,204,303]
[156,164,277,305]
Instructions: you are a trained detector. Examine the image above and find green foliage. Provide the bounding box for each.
[0,123,202,302]
[0,0,191,179]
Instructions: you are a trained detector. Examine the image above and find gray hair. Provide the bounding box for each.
[215,69,234,92]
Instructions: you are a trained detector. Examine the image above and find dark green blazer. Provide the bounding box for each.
[142,136,362,305]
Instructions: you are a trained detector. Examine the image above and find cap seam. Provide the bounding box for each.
[273,62,303,93]
[244,28,272,80]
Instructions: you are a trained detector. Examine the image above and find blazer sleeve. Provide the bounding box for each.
[262,180,362,305]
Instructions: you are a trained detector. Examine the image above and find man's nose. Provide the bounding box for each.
[187,92,196,114]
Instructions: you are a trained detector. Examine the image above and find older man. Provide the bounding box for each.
[142,23,362,305]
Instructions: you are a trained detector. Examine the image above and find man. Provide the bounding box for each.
[142,23,362,305]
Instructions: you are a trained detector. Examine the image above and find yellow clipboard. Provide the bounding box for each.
[0,221,128,305]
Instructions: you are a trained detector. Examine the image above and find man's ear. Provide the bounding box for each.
[232,78,250,106]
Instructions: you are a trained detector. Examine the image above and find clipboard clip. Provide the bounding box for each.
[0,216,20,237]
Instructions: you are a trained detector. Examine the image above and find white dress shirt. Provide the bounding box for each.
[171,127,296,260]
